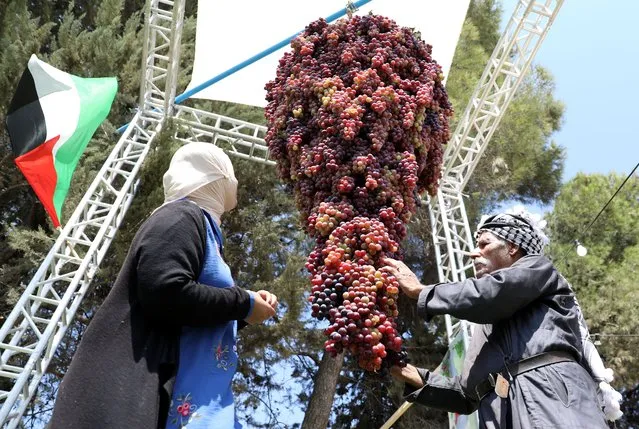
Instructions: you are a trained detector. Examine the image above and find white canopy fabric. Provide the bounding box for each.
[186,0,471,107]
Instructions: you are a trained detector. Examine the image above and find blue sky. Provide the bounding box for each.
[500,0,639,182]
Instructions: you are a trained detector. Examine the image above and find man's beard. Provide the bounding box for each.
[473,259,489,278]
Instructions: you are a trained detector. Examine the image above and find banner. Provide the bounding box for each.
[437,326,479,429]
[187,0,470,107]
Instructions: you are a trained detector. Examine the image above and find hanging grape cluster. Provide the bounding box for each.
[265,14,452,371]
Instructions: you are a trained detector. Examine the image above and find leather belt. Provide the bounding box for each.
[474,351,576,400]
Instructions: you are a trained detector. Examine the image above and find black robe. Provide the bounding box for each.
[407,255,608,428]
[49,200,252,429]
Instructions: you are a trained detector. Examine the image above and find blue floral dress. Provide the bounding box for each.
[166,210,247,429]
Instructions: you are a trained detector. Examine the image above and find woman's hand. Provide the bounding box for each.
[257,290,278,310]
[380,258,425,300]
[244,291,277,325]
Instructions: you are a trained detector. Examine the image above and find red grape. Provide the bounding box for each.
[266,14,452,371]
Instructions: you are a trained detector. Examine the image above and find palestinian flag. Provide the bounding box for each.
[5,55,117,228]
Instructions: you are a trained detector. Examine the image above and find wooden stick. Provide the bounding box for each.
[379,401,413,429]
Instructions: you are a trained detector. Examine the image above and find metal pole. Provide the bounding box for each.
[380,401,413,429]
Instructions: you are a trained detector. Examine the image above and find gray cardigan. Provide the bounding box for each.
[407,255,608,428]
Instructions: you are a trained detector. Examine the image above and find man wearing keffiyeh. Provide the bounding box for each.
[382,207,621,428]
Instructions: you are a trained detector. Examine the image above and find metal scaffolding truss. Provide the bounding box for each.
[139,0,185,117]
[442,0,564,191]
[173,105,273,165]
[0,0,563,426]
[0,113,159,427]
[429,1,564,427]
[428,187,477,428]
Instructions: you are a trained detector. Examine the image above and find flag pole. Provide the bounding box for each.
[380,401,413,429]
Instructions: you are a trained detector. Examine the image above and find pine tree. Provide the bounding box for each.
[547,173,639,388]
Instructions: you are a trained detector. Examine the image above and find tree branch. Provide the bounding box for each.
[294,350,320,367]
[0,183,29,200]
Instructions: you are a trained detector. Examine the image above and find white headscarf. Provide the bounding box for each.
[162,142,238,225]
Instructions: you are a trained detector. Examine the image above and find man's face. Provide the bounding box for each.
[470,231,517,278]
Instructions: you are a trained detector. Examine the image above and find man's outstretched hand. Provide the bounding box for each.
[390,364,425,388]
[381,258,425,300]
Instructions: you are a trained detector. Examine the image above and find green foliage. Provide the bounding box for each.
[547,173,639,387]
[445,11,490,116]
[466,0,502,53]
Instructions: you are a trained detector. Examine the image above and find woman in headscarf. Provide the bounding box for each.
[49,142,278,429]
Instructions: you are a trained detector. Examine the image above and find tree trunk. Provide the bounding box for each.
[301,351,345,429]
